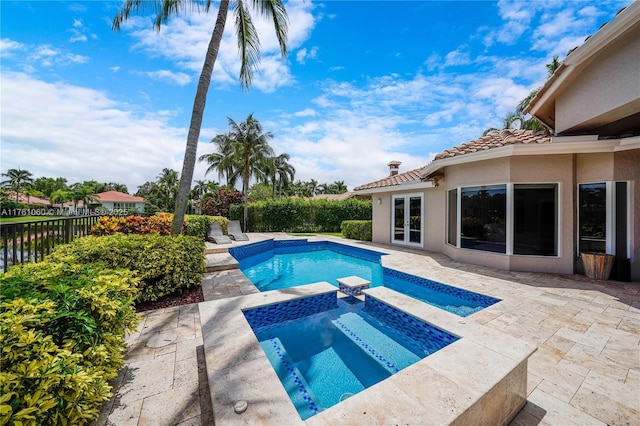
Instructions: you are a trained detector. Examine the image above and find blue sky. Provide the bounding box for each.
[1,0,630,193]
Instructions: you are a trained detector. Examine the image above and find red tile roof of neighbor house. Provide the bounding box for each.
[434,129,551,160]
[94,191,145,203]
[354,130,552,191]
[7,192,51,205]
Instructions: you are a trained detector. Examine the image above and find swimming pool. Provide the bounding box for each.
[243,291,458,420]
[230,239,500,317]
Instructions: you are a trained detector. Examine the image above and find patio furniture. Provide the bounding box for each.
[206,222,232,244]
[228,220,249,241]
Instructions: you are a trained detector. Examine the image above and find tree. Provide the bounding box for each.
[223,114,274,229]
[113,0,289,235]
[50,189,71,208]
[33,177,69,198]
[330,180,347,194]
[1,168,34,202]
[199,134,239,187]
[264,153,295,198]
[70,184,97,213]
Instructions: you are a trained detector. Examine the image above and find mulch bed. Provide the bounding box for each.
[135,286,204,312]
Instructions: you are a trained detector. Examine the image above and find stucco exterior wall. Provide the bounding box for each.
[614,149,640,280]
[576,153,614,182]
[371,193,391,243]
[555,30,640,134]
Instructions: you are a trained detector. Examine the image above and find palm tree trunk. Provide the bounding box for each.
[171,0,229,235]
[243,170,249,232]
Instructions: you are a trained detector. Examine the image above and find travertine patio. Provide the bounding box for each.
[99,234,639,425]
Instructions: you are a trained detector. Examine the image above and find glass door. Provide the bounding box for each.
[392,194,423,246]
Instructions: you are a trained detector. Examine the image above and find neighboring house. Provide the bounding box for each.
[354,3,640,281]
[65,191,145,214]
[6,191,51,206]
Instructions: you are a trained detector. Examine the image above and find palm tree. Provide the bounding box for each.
[227,114,275,230]
[190,179,210,200]
[199,134,239,187]
[50,189,71,209]
[331,181,347,194]
[113,0,289,235]
[265,153,295,198]
[1,168,34,202]
[70,184,96,213]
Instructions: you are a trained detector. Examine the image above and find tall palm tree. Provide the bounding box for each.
[70,184,97,213]
[113,0,289,235]
[331,180,347,194]
[1,168,34,202]
[50,189,71,209]
[227,114,275,230]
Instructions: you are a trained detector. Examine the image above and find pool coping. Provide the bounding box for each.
[199,281,537,425]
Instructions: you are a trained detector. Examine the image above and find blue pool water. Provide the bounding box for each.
[243,292,458,420]
[231,239,500,317]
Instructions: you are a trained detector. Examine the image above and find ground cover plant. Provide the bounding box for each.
[0,261,139,425]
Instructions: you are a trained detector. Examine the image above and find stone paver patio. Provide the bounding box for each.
[99,234,639,425]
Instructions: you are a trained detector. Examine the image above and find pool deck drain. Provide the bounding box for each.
[99,234,640,426]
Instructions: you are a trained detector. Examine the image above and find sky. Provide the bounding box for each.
[1,0,631,194]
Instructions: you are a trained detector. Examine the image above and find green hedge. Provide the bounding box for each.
[229,199,372,232]
[341,220,373,241]
[184,215,228,238]
[0,261,139,425]
[48,234,205,303]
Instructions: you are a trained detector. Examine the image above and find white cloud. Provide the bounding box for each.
[144,70,191,86]
[124,1,316,92]
[444,46,471,67]
[296,46,318,64]
[293,108,316,117]
[0,71,190,191]
[110,66,120,72]
[0,38,24,58]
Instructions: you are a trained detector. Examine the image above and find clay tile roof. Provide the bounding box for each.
[94,191,145,203]
[354,167,425,191]
[433,129,551,160]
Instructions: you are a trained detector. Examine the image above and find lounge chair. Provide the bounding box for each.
[206,222,232,244]
[227,220,249,241]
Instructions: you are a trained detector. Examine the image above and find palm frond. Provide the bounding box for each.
[256,0,289,57]
[235,1,261,89]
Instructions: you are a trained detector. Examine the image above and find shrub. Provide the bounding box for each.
[0,261,139,425]
[48,234,205,303]
[341,220,372,241]
[184,215,228,238]
[90,213,174,236]
[230,198,372,233]
[201,189,247,217]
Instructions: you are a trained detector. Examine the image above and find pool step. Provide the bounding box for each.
[259,338,321,420]
[205,252,239,272]
[332,312,421,375]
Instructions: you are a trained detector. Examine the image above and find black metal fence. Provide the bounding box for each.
[2,215,102,272]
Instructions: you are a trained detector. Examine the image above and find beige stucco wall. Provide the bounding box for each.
[555,30,640,134]
[368,150,639,279]
[614,149,640,280]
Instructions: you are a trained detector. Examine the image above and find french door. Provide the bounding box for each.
[392,194,423,246]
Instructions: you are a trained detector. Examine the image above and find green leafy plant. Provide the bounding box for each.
[0,261,139,425]
[341,220,372,241]
[47,234,205,302]
[184,215,227,238]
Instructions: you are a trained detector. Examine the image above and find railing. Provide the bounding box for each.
[2,215,104,272]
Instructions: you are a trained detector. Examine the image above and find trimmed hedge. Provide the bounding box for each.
[47,234,205,303]
[341,220,373,241]
[90,213,226,240]
[229,198,372,232]
[0,261,139,425]
[184,215,228,238]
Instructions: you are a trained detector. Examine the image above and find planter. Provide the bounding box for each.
[581,252,615,280]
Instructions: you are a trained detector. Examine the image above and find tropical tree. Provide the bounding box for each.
[50,189,71,208]
[482,112,545,136]
[113,0,289,235]
[32,177,69,198]
[199,134,239,187]
[330,180,348,194]
[265,153,295,198]
[70,184,97,213]
[1,168,34,201]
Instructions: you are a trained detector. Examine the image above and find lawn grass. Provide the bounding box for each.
[0,216,64,223]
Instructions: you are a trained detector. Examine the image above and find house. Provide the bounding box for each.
[6,191,51,206]
[65,191,145,214]
[354,3,640,281]
[312,192,369,201]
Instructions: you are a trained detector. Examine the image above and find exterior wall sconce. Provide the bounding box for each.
[377,198,382,205]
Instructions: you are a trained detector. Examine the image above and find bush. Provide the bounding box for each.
[201,189,247,217]
[0,261,139,425]
[229,198,372,233]
[341,220,372,241]
[48,234,204,303]
[184,215,228,238]
[90,213,174,236]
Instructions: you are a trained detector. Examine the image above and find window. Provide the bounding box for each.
[514,184,558,256]
[579,183,606,253]
[461,185,506,253]
[447,189,457,246]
